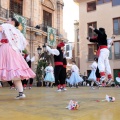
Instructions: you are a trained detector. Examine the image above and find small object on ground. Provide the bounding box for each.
[102,95,115,102]
[66,100,79,110]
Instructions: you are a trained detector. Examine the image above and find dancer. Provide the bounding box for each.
[44,62,55,87]
[68,61,83,88]
[87,36,101,83]
[22,53,35,89]
[88,57,100,89]
[89,26,112,85]
[87,35,115,85]
[46,42,65,91]
[0,18,36,99]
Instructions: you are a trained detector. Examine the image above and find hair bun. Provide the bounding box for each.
[11,17,20,27]
[15,21,20,27]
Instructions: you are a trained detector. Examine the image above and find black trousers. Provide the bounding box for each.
[54,65,63,85]
[22,78,33,86]
[59,67,66,85]
[7,81,14,87]
[96,67,100,78]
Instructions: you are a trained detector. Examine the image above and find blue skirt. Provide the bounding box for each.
[44,73,55,83]
[67,72,83,85]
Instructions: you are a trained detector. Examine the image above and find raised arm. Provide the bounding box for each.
[46,46,60,56]
[89,26,102,35]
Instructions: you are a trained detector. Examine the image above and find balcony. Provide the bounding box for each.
[9,11,30,26]
[0,6,30,26]
[0,7,62,38]
[38,24,60,36]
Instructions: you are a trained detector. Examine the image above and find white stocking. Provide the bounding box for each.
[91,81,94,87]
[13,80,23,92]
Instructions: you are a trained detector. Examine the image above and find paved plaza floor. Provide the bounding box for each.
[0,87,120,120]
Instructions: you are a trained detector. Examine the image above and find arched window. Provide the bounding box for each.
[10,0,23,15]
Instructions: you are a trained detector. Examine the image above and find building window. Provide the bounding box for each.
[88,22,97,37]
[88,44,97,61]
[112,0,120,6]
[114,41,120,59]
[97,0,111,4]
[87,1,96,12]
[76,29,79,42]
[10,0,23,15]
[66,44,70,51]
[113,18,120,35]
[43,10,52,32]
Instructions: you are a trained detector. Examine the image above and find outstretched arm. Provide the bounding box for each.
[89,26,102,35]
[46,46,60,56]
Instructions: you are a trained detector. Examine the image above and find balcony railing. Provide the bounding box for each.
[0,7,61,35]
[9,11,30,26]
[39,24,60,36]
[0,7,30,26]
[0,7,8,19]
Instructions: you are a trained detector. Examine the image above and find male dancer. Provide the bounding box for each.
[46,42,65,91]
[87,36,101,83]
[89,26,112,85]
[22,53,35,89]
[59,52,67,90]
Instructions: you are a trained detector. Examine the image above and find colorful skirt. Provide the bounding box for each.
[0,43,36,81]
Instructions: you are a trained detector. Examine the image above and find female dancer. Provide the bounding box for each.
[0,18,36,99]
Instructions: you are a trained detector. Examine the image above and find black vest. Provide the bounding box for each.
[54,48,63,62]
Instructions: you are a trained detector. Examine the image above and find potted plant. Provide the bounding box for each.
[36,59,48,87]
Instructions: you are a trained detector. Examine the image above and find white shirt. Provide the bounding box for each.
[90,61,97,71]
[71,65,79,74]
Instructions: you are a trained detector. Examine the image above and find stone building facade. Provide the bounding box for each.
[74,0,120,81]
